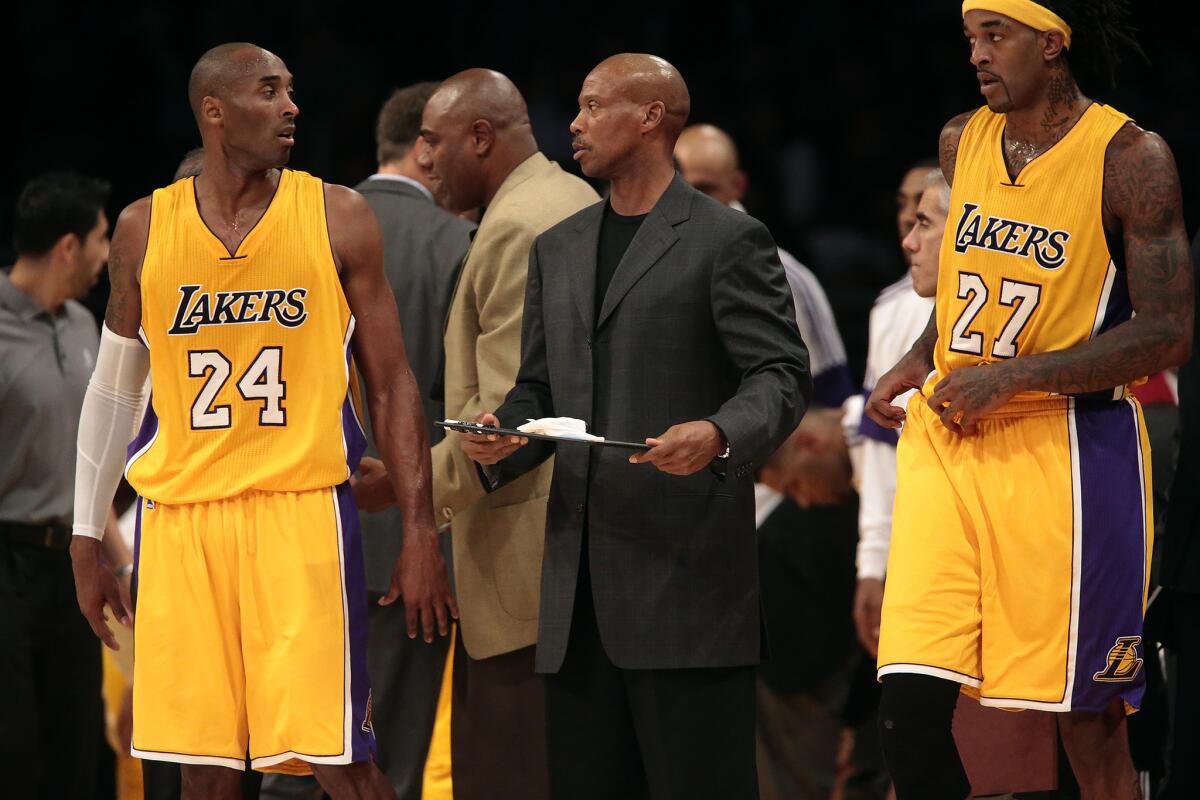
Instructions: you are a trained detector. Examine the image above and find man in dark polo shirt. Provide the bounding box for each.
[0,172,122,799]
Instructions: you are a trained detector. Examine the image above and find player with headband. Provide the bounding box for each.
[865,2,1191,797]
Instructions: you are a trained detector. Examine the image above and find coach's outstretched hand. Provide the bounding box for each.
[380,533,459,643]
[70,535,132,651]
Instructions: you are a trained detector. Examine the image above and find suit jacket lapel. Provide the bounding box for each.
[595,174,692,331]
[567,202,605,332]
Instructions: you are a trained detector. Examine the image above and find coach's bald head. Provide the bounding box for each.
[418,68,538,213]
[592,54,690,135]
[426,69,533,134]
[674,124,748,206]
[570,53,690,180]
[187,43,298,169]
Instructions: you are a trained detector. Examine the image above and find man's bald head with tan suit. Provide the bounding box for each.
[417,68,598,799]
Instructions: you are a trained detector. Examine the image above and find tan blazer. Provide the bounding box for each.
[432,152,599,659]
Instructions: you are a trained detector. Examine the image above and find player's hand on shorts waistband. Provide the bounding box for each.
[866,356,929,429]
[459,412,528,465]
[380,532,459,643]
[926,363,1017,435]
[853,578,884,658]
[69,535,133,650]
[350,456,396,512]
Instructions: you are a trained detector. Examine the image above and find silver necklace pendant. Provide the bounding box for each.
[1006,137,1046,168]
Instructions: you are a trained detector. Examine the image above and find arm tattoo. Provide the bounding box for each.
[940,111,975,186]
[909,310,939,370]
[104,248,133,332]
[1006,126,1193,395]
[102,200,149,338]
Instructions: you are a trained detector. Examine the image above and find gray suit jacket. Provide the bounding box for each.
[493,174,812,672]
[354,175,475,594]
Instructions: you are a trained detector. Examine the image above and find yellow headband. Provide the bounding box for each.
[962,0,1072,49]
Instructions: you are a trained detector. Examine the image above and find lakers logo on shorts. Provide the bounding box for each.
[1093,636,1144,683]
[361,690,374,735]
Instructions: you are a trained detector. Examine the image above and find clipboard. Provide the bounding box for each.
[437,420,652,451]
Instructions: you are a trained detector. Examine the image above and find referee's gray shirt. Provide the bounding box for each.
[0,271,99,527]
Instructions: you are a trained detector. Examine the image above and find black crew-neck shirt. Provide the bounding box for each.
[595,201,647,326]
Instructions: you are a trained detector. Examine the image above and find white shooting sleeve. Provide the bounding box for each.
[73,324,150,540]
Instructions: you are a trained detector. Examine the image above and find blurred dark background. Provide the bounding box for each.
[4,0,1195,380]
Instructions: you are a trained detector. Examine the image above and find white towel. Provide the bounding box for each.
[517,417,604,442]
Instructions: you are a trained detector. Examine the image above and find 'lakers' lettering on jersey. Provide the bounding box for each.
[126,169,366,504]
[951,203,1071,271]
[933,103,1136,405]
[167,284,310,334]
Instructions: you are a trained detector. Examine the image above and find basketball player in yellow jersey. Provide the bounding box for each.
[865,3,1192,798]
[68,43,457,800]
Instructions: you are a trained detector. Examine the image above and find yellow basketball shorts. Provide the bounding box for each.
[877,395,1152,712]
[129,483,374,773]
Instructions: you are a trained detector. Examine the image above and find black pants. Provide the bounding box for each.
[452,638,549,800]
[0,537,102,799]
[543,560,757,800]
[1162,590,1200,798]
[368,596,449,799]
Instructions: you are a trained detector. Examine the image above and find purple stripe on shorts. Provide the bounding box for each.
[131,498,143,610]
[336,481,375,762]
[1071,398,1147,711]
[126,393,159,464]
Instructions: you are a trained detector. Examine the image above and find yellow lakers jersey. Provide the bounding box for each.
[933,103,1134,404]
[126,169,366,504]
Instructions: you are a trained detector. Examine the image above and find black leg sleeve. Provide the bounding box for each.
[877,673,970,800]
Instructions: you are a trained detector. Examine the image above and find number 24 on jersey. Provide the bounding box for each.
[188,347,286,429]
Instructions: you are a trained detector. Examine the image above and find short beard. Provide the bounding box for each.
[986,82,1015,114]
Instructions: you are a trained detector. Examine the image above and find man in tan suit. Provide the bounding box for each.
[417,69,598,799]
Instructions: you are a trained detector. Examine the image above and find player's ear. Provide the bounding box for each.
[1042,29,1067,62]
[201,95,223,126]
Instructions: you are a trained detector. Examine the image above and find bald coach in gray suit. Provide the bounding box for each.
[463,55,810,799]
